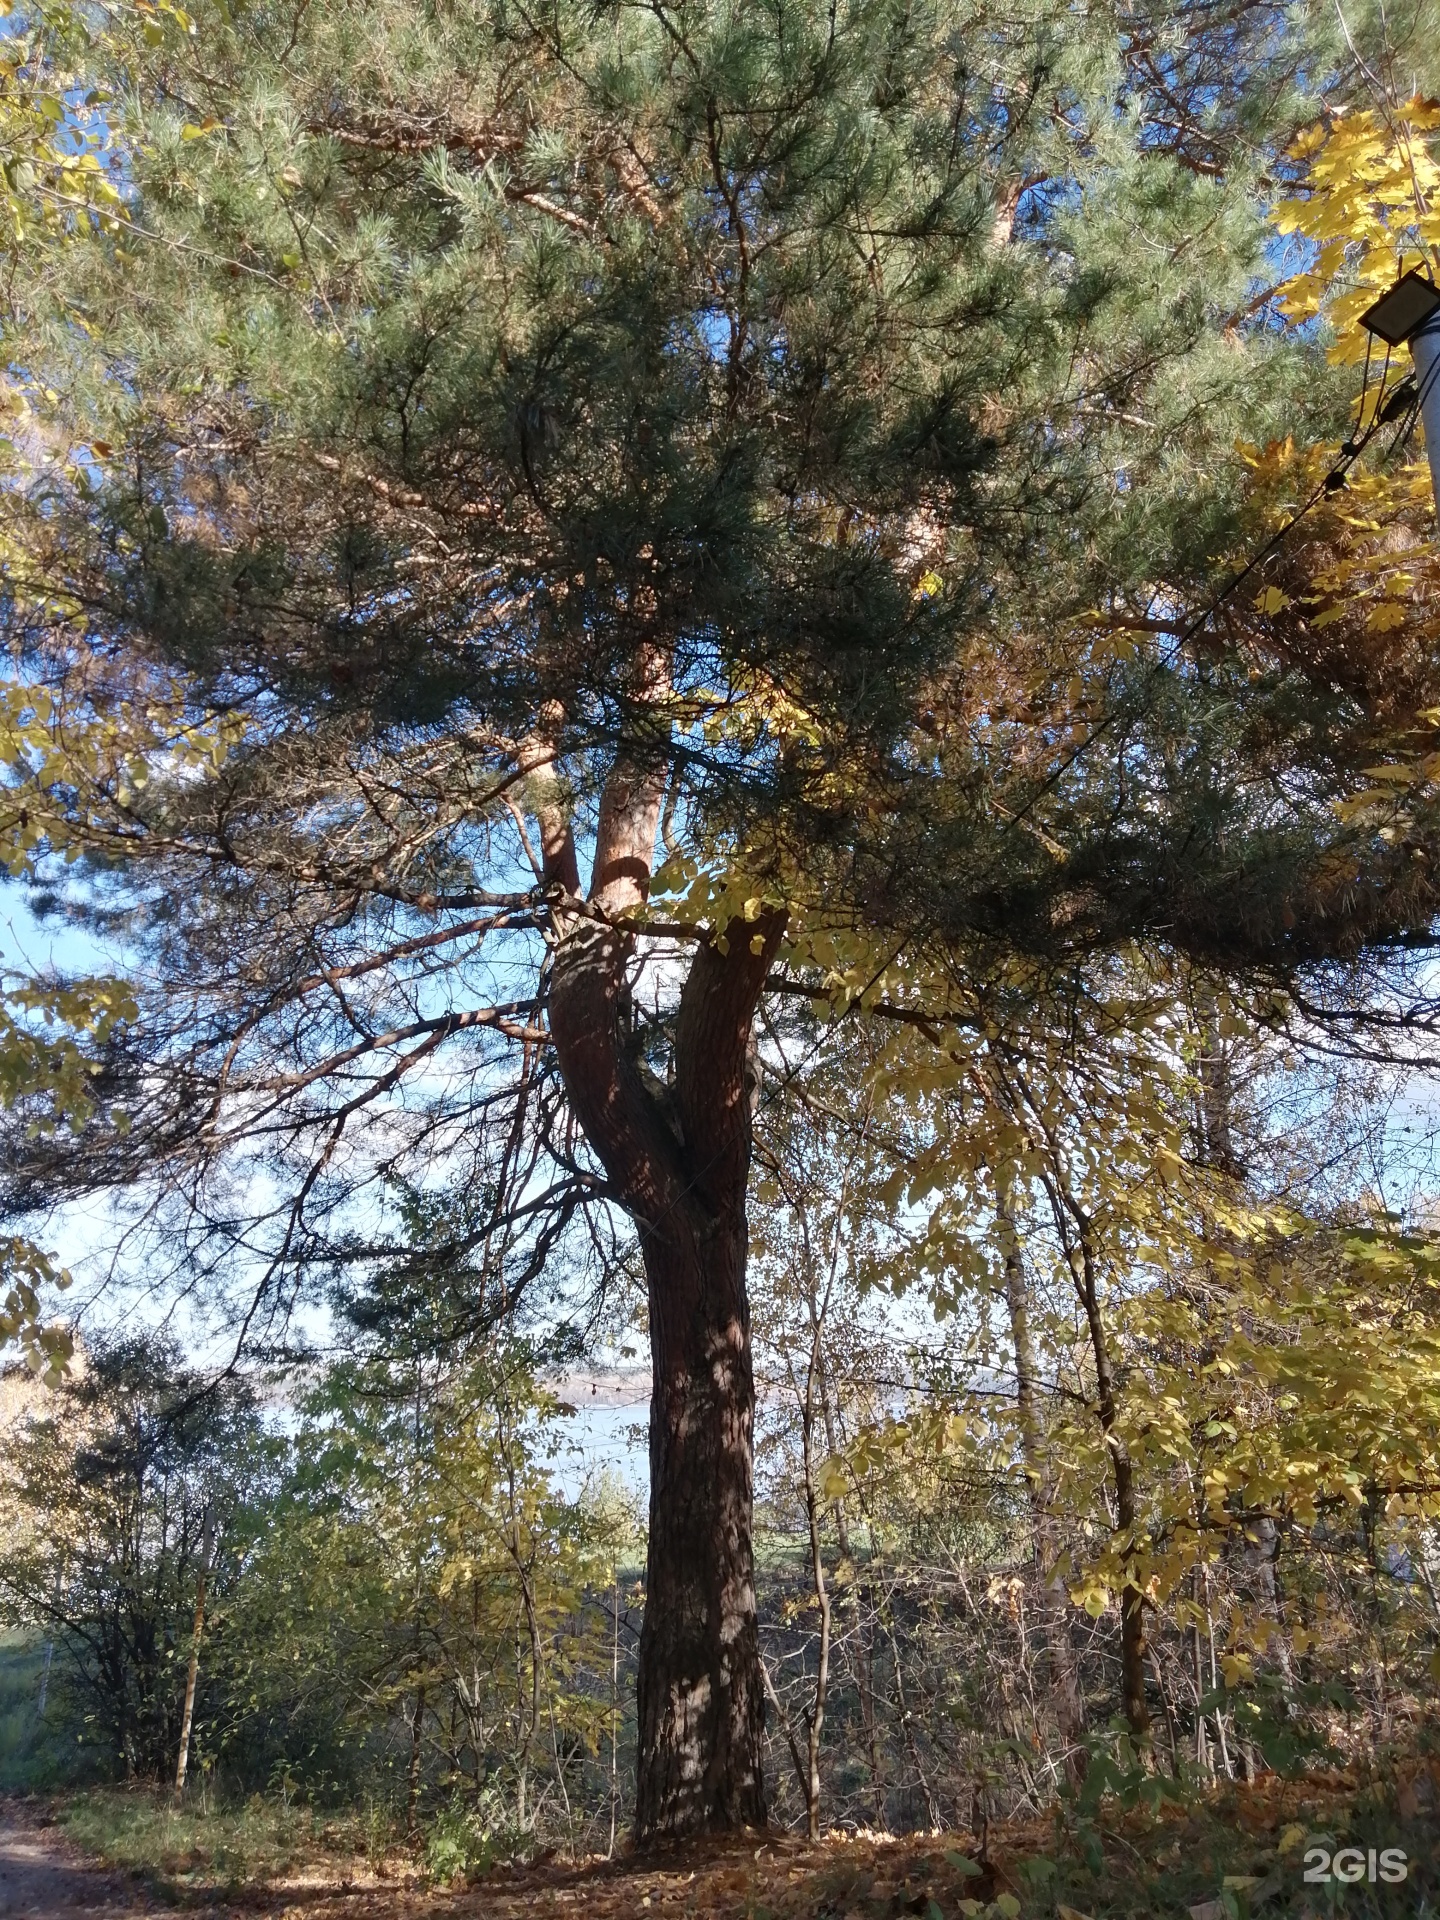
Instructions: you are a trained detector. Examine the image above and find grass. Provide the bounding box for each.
[0,1632,397,1901]
[52,1787,391,1899]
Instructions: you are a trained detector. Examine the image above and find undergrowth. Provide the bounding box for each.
[53,1786,388,1895]
[25,1732,1440,1919]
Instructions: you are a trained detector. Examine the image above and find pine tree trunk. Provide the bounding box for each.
[536,738,783,1841]
[634,1203,766,1838]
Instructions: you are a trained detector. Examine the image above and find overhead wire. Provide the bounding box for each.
[998,320,1434,842]
[1171,328,1426,652]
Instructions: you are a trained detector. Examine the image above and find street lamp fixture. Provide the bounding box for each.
[1358,269,1440,347]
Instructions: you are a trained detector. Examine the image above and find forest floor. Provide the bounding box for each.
[2,1755,1436,1920]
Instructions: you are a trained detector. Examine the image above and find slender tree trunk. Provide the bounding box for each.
[796,1320,833,1839]
[1039,1164,1150,1746]
[508,1524,542,1832]
[1195,994,1242,1180]
[1147,1644,1181,1775]
[537,730,782,1841]
[174,1512,214,1797]
[1201,1562,1233,1779]
[996,1187,1087,1776]
[1240,1511,1295,1697]
[803,1531,832,1841]
[1417,1525,1440,1623]
[762,1333,837,1836]
[1191,1611,1213,1781]
[992,1069,1148,1751]
[407,1685,426,1837]
[815,1370,885,1823]
[1113,1465,1150,1745]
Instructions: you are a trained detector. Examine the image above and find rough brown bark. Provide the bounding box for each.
[537,736,783,1841]
[633,1202,767,1837]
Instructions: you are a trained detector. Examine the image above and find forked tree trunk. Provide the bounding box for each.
[534,736,782,1841]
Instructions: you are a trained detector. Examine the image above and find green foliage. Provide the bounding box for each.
[224,1338,618,1815]
[0,0,123,260]
[0,0,152,1375]
[0,1333,278,1778]
[421,1790,524,1883]
[28,1757,1440,1919]
[0,1629,88,1789]
[0,972,136,1376]
[0,0,1361,938]
[0,1199,636,1825]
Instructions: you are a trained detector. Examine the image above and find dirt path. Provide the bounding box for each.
[0,1810,140,1920]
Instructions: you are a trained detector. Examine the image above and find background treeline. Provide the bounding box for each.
[0,1298,642,1867]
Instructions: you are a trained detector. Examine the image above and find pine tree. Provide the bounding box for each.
[5,0,1423,1836]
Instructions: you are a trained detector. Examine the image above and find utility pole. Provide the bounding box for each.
[1359,270,1440,511]
[174,1504,215,1798]
[1412,314,1440,512]
[608,1572,620,1859]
